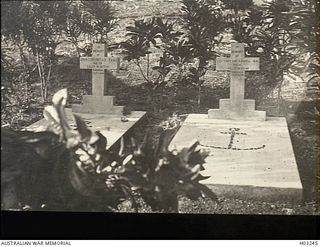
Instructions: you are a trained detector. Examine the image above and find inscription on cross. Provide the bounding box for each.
[72,43,124,114]
[208,43,266,121]
[80,43,119,97]
[216,43,259,106]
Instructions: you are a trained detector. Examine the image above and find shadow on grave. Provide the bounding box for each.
[56,58,319,203]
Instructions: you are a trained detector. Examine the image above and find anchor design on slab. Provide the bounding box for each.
[200,127,266,151]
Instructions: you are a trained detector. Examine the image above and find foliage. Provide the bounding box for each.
[1,89,217,212]
[80,0,118,44]
[181,0,225,106]
[228,0,319,106]
[121,0,226,108]
[290,0,320,100]
[1,1,69,101]
[1,45,40,130]
[120,16,194,113]
[229,1,298,104]
[121,17,185,88]
[64,1,94,56]
[1,74,40,130]
[221,0,253,14]
[1,1,118,101]
[1,46,15,87]
[110,134,216,212]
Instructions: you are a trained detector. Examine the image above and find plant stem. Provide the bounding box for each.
[147,53,150,78]
[46,64,52,100]
[36,51,45,102]
[136,60,150,83]
[198,84,201,107]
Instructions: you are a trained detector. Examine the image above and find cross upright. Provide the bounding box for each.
[72,43,124,114]
[208,43,266,121]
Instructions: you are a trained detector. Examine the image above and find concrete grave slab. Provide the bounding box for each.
[26,108,146,150]
[170,114,302,203]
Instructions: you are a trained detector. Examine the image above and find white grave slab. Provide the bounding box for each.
[171,43,302,203]
[26,109,146,150]
[72,43,123,114]
[170,115,302,203]
[209,43,266,121]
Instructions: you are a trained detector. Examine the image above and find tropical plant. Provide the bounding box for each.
[290,0,320,100]
[80,0,118,44]
[64,2,93,57]
[221,0,253,15]
[1,1,69,101]
[181,0,225,106]
[112,135,216,212]
[121,17,193,112]
[230,1,298,108]
[1,89,217,212]
[122,17,161,85]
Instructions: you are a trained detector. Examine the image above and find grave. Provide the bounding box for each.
[208,43,266,121]
[72,43,123,114]
[171,43,302,203]
[27,43,146,150]
[27,109,146,150]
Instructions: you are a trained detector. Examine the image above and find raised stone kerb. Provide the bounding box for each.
[72,43,123,115]
[208,43,266,121]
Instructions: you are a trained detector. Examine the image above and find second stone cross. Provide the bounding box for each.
[208,43,266,121]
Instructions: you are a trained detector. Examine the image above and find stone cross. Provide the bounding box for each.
[208,43,266,121]
[216,43,259,106]
[72,43,124,114]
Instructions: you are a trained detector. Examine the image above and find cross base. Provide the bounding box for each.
[72,95,124,115]
[208,99,266,121]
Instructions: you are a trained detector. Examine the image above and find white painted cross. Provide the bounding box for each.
[209,43,265,120]
[216,43,259,107]
[80,43,120,97]
[72,43,124,114]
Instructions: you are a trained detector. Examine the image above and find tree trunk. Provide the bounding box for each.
[36,51,45,102]
[197,84,201,108]
[277,80,283,116]
[36,51,51,102]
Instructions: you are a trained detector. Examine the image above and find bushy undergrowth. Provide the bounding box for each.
[1,0,319,213]
[1,89,218,212]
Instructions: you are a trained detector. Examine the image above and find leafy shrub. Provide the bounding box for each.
[229,1,297,104]
[121,0,226,108]
[1,89,217,212]
[120,17,193,112]
[180,0,225,106]
[1,1,118,101]
[290,0,320,100]
[121,17,185,88]
[81,0,118,43]
[220,0,253,14]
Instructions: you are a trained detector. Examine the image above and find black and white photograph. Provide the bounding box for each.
[1,0,319,239]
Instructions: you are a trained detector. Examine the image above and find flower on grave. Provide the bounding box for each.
[160,113,181,130]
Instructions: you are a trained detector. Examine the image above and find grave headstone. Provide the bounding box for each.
[208,43,266,121]
[170,43,302,204]
[27,43,146,151]
[72,43,124,114]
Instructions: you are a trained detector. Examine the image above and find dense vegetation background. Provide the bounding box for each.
[1,0,319,214]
